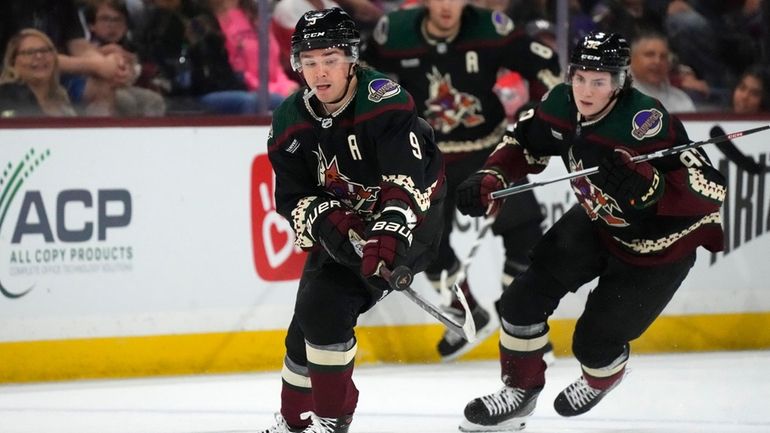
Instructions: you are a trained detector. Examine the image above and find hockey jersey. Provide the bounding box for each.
[362,5,561,157]
[485,83,726,265]
[267,67,445,250]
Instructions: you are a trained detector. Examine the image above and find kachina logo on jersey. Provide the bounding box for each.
[0,149,135,300]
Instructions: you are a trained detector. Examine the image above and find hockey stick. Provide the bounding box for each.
[381,266,477,342]
[711,125,770,174]
[444,216,495,300]
[349,231,477,342]
[489,124,770,200]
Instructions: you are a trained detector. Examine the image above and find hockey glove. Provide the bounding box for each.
[456,169,507,217]
[311,203,365,267]
[597,148,663,210]
[361,211,413,291]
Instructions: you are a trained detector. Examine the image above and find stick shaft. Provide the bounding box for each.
[489,125,770,200]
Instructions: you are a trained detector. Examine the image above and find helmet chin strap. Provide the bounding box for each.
[590,88,620,118]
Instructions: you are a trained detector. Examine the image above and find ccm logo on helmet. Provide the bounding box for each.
[305,32,326,38]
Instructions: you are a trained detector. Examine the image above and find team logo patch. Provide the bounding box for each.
[491,11,513,35]
[424,67,485,134]
[568,150,628,227]
[315,148,380,213]
[368,78,401,102]
[631,109,663,140]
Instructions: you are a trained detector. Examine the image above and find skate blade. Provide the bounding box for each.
[458,416,527,432]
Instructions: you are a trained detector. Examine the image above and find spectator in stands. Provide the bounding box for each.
[629,31,695,112]
[731,65,770,114]
[0,0,133,116]
[712,64,770,174]
[205,0,298,111]
[0,29,77,117]
[138,0,237,111]
[668,0,762,93]
[591,0,666,41]
[84,0,167,116]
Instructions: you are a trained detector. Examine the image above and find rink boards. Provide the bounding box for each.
[1,118,769,383]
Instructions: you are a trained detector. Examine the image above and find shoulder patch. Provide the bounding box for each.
[491,11,513,36]
[373,15,389,45]
[368,78,401,102]
[631,109,663,140]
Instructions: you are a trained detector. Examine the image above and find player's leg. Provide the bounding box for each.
[260,259,371,433]
[493,190,556,363]
[554,252,697,417]
[461,205,604,431]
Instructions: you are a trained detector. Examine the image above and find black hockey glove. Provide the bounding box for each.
[310,201,365,267]
[456,169,507,217]
[361,211,412,291]
[597,148,663,211]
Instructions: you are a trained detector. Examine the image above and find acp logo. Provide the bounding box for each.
[250,154,305,281]
[0,149,51,299]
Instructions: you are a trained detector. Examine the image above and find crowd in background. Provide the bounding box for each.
[0,0,768,118]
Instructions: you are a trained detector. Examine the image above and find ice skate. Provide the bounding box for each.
[438,303,496,362]
[299,411,352,433]
[553,372,623,417]
[259,413,303,433]
[459,386,542,432]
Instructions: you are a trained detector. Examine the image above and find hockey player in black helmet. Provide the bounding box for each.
[361,0,562,363]
[259,7,446,433]
[454,30,725,431]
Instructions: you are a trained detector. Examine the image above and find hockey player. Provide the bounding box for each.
[260,8,446,433]
[361,0,561,361]
[455,31,726,431]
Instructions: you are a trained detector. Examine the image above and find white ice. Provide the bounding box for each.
[1,350,769,433]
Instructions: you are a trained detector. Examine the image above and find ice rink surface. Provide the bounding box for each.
[2,350,769,433]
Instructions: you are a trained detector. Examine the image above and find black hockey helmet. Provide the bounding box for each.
[290,7,361,71]
[568,31,631,88]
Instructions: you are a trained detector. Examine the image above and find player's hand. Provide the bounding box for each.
[361,212,412,290]
[597,148,662,209]
[312,207,365,267]
[456,170,506,217]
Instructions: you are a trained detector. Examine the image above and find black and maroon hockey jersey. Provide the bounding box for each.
[362,5,561,158]
[484,83,726,265]
[267,67,445,250]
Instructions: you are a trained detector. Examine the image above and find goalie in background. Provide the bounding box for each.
[454,31,726,431]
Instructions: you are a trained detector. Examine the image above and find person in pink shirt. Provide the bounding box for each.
[210,0,298,100]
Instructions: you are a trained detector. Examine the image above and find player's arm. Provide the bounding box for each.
[501,33,561,100]
[652,118,726,217]
[361,103,438,281]
[359,15,388,71]
[594,115,725,219]
[455,105,552,217]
